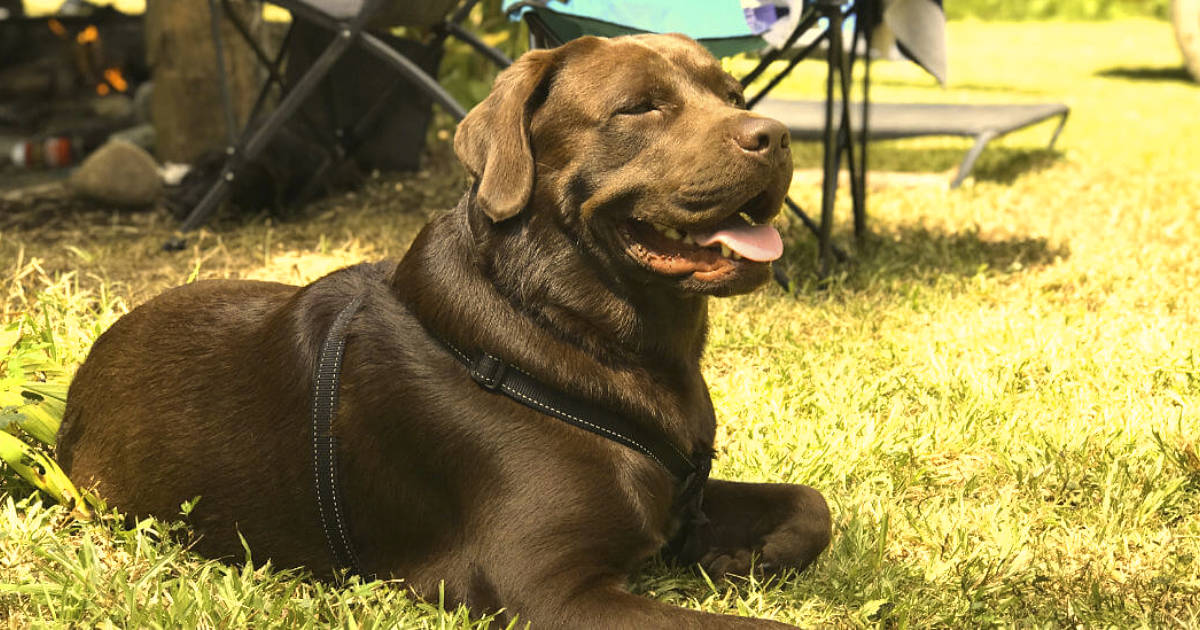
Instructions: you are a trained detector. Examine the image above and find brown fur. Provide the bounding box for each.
[58,34,830,628]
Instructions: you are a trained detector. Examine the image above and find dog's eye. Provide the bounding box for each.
[615,101,660,116]
[728,92,747,109]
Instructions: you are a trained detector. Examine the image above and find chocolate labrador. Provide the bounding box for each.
[57,34,830,628]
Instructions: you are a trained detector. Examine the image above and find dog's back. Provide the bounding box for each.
[58,263,395,568]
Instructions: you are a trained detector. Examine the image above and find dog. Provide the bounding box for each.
[57,34,831,628]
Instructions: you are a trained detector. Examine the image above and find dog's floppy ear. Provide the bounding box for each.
[454,49,556,223]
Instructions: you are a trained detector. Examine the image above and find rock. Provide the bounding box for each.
[109,123,156,153]
[90,94,134,120]
[68,139,162,206]
[133,82,154,123]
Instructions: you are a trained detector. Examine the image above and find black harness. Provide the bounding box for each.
[311,295,366,574]
[311,296,714,576]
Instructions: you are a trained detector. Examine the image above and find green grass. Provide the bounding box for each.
[945,0,1169,21]
[3,18,1200,627]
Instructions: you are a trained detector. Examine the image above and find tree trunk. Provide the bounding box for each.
[145,0,263,163]
[1175,0,1200,82]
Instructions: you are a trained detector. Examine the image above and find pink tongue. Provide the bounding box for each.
[690,223,783,262]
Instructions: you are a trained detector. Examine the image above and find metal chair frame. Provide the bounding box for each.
[165,0,511,250]
[742,0,876,281]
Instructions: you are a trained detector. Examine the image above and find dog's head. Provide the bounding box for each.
[455,34,792,296]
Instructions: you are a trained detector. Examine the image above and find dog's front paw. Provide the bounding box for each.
[701,484,832,578]
[700,547,755,577]
[757,485,831,573]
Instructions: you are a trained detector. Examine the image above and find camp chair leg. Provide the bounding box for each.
[219,4,336,153]
[747,0,855,280]
[291,71,410,207]
[220,0,287,87]
[745,9,825,108]
[950,130,996,189]
[207,0,239,146]
[786,197,848,263]
[246,24,295,126]
[836,11,864,249]
[1047,110,1069,151]
[855,27,872,242]
[167,0,492,249]
[444,23,512,68]
[742,4,823,89]
[165,22,360,248]
[772,263,791,290]
[816,0,845,280]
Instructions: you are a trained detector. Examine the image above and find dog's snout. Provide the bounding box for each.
[732,116,789,156]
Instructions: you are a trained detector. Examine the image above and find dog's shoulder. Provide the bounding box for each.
[305,260,397,298]
[279,260,402,336]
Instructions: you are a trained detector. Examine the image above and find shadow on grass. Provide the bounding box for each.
[967,147,1065,185]
[776,220,1069,291]
[867,77,1049,96]
[1095,65,1195,84]
[631,500,1195,626]
[789,143,1064,185]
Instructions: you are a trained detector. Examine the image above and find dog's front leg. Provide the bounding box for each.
[688,479,832,577]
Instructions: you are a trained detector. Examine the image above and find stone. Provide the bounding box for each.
[90,94,134,120]
[68,139,162,206]
[109,123,156,153]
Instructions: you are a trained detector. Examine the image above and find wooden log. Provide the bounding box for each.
[145,0,262,163]
[1175,0,1200,82]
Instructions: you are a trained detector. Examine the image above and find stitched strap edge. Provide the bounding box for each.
[312,293,366,576]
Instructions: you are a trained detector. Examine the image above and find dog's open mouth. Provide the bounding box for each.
[621,194,783,280]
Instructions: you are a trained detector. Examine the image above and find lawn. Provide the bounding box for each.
[2,17,1200,628]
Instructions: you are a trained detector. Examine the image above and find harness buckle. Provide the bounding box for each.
[471,354,507,391]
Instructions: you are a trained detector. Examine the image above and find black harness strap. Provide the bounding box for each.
[440,341,715,560]
[312,294,366,576]
[311,292,714,572]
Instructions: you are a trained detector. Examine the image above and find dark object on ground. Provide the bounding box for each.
[67,139,161,205]
[754,99,1069,188]
[59,35,830,629]
[165,0,508,248]
[165,123,359,220]
[1174,0,1200,81]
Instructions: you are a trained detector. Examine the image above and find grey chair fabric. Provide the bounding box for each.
[288,0,364,21]
[881,0,946,85]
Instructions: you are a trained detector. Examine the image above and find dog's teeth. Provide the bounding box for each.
[665,228,682,240]
[739,212,754,225]
[682,234,695,245]
[653,223,668,234]
[732,252,743,261]
[720,243,732,258]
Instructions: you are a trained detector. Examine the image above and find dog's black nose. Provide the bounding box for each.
[733,116,790,155]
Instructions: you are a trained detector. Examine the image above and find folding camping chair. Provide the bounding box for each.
[512,1,1071,282]
[511,0,872,280]
[752,0,1068,192]
[164,0,511,250]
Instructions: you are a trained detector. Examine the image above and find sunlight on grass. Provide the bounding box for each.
[2,18,1199,628]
